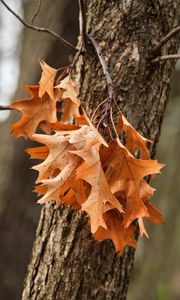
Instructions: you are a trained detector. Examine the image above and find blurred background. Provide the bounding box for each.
[0,1,179,299]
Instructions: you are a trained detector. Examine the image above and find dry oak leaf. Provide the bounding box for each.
[57,76,81,122]
[62,179,88,209]
[10,86,60,138]
[26,146,49,160]
[140,180,164,224]
[94,210,137,255]
[101,138,164,229]
[72,144,123,234]
[31,126,90,182]
[139,180,164,230]
[37,153,82,204]
[51,122,80,131]
[32,135,71,182]
[76,110,108,148]
[145,202,164,225]
[61,98,81,122]
[32,125,98,205]
[39,60,57,100]
[59,76,80,104]
[115,180,164,237]
[117,113,151,159]
[26,123,80,161]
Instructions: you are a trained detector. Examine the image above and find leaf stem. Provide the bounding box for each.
[88,34,114,99]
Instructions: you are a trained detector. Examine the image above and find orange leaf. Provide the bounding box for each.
[32,133,71,182]
[94,210,137,255]
[61,98,81,122]
[145,202,165,225]
[37,154,81,204]
[51,122,80,131]
[117,113,151,159]
[101,138,164,228]
[10,86,60,138]
[77,110,108,148]
[39,60,57,99]
[59,76,80,105]
[73,144,123,233]
[56,76,81,122]
[31,125,96,205]
[26,146,49,160]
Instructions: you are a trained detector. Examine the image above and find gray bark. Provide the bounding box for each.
[20,1,179,299]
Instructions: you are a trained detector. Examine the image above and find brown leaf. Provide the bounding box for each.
[37,154,81,204]
[145,202,165,225]
[56,76,81,122]
[73,144,123,233]
[32,125,96,205]
[94,210,137,255]
[31,126,92,182]
[101,138,164,228]
[61,98,81,122]
[76,110,108,148]
[39,60,57,100]
[117,113,151,159]
[32,133,71,182]
[59,76,80,104]
[26,146,49,160]
[10,86,60,138]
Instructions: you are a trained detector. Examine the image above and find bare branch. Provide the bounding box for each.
[152,54,180,63]
[0,0,78,52]
[0,105,12,111]
[31,0,42,25]
[78,0,87,46]
[66,1,87,73]
[152,25,180,54]
[88,34,114,99]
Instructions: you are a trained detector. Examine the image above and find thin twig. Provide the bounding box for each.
[152,25,180,54]
[68,0,87,73]
[152,54,180,63]
[88,34,114,99]
[56,66,70,83]
[0,0,77,52]
[78,0,87,46]
[91,97,110,121]
[69,49,83,73]
[106,120,113,140]
[31,0,42,25]
[0,105,12,111]
[110,107,119,139]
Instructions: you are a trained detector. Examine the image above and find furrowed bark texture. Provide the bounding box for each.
[22,1,179,299]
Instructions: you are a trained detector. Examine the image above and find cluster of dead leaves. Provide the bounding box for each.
[10,61,164,255]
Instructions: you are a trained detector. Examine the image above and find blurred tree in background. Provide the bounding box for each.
[129,70,180,300]
[0,1,78,299]
[0,1,179,299]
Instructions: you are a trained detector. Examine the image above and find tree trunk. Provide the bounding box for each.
[22,1,179,299]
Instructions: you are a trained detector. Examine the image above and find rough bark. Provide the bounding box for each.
[22,1,179,300]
